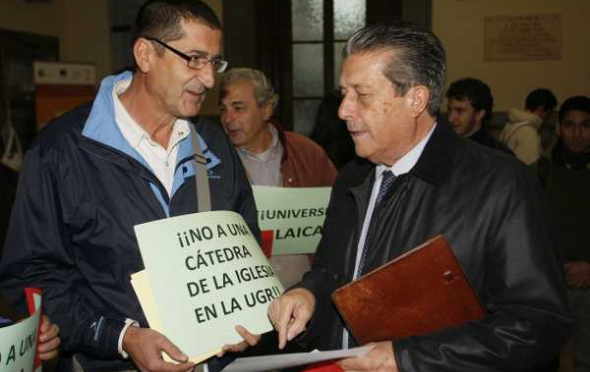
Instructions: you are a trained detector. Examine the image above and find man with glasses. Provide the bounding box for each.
[0,1,259,372]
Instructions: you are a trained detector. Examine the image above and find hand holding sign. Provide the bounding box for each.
[38,315,60,361]
[0,291,43,372]
[133,211,283,363]
[216,325,261,357]
[122,327,194,372]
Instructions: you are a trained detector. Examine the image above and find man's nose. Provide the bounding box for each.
[221,110,234,125]
[448,111,458,124]
[197,63,216,89]
[338,95,355,121]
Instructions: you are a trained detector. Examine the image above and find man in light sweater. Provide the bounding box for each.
[501,88,557,164]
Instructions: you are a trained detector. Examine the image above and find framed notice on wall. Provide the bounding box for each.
[484,14,562,61]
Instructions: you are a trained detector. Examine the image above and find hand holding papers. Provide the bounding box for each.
[122,327,195,372]
[337,341,398,372]
[133,211,284,364]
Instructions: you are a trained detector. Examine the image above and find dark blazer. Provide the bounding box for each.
[298,123,571,372]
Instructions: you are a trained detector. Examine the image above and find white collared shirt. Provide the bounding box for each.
[236,125,284,186]
[343,123,437,348]
[113,79,189,196]
[112,78,192,358]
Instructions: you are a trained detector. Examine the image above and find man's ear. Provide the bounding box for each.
[406,85,430,117]
[133,38,154,73]
[532,106,548,120]
[262,101,274,122]
[475,109,486,125]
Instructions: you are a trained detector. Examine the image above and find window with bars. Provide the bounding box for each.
[223,0,418,132]
[291,0,366,134]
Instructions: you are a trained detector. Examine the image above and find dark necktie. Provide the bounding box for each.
[347,170,396,348]
[356,170,396,277]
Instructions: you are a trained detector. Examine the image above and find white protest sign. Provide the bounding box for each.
[0,293,42,372]
[133,211,283,363]
[252,186,332,256]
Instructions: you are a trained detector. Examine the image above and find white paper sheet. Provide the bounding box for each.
[221,345,374,372]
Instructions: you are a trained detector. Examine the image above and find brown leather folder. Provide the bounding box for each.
[331,235,485,345]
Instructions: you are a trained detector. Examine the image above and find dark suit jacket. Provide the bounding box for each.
[297,123,571,372]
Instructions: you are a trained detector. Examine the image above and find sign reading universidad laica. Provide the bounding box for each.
[252,186,332,256]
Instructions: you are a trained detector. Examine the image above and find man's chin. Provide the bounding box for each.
[180,103,203,118]
[451,126,465,136]
[353,145,370,160]
[229,136,245,147]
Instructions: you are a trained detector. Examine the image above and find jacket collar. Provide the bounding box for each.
[82,71,145,165]
[349,122,459,196]
[411,121,459,186]
[80,71,220,173]
[270,121,290,164]
[79,71,221,215]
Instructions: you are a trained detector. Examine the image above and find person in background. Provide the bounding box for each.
[534,95,590,372]
[445,80,562,372]
[219,67,337,288]
[501,88,558,164]
[445,77,512,154]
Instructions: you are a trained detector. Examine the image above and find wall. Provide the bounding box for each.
[0,0,223,115]
[61,0,111,80]
[0,0,111,80]
[200,0,223,116]
[433,0,590,110]
[0,0,64,38]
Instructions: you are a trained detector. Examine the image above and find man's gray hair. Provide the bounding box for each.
[220,68,279,111]
[343,22,446,116]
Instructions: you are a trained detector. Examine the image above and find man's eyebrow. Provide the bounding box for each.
[340,83,370,92]
[186,49,223,59]
[352,83,374,91]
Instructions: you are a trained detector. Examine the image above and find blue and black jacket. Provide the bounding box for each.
[0,72,259,371]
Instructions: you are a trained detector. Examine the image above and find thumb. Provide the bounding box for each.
[159,337,189,363]
[287,305,312,340]
[40,315,50,332]
[337,357,362,371]
[286,317,307,342]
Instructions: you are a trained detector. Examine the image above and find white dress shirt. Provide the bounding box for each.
[113,79,189,196]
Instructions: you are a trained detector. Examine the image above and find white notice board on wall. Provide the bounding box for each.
[484,14,561,61]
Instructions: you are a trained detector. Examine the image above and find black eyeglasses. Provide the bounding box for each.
[147,37,228,73]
